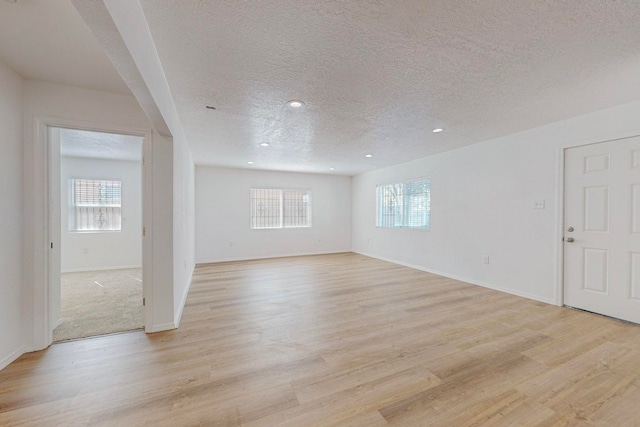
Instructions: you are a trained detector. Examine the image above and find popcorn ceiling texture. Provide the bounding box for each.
[9,0,638,175]
[137,0,640,175]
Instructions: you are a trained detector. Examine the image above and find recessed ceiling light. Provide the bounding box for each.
[259,142,270,147]
[287,100,304,108]
[432,128,444,133]
[247,161,254,164]
[365,154,373,158]
[329,167,335,171]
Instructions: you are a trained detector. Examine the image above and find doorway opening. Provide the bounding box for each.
[50,127,145,341]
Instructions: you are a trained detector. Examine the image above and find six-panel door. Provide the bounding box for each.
[564,136,640,324]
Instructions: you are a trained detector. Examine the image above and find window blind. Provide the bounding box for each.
[251,188,311,229]
[69,179,122,231]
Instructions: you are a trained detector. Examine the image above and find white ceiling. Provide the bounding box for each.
[2,1,640,176]
[59,128,143,162]
[0,0,130,95]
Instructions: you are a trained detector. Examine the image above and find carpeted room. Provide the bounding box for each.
[52,129,145,342]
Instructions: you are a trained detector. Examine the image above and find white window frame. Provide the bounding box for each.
[251,188,312,229]
[376,178,431,230]
[69,178,122,232]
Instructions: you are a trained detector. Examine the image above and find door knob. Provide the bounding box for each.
[567,226,574,232]
[565,237,574,242]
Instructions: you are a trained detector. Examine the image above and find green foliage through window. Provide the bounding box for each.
[376,179,430,229]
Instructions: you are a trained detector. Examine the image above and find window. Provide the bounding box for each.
[69,179,122,231]
[251,188,311,229]
[376,178,430,229]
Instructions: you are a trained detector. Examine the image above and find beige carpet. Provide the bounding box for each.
[53,268,144,342]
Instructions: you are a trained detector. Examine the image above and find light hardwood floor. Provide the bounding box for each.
[2,253,640,426]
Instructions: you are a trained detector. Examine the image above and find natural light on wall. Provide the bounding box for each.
[376,178,430,229]
[251,188,311,229]
[69,178,122,231]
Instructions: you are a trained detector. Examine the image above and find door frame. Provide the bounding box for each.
[556,129,640,308]
[33,116,153,350]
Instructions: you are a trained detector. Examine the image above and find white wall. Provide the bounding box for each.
[196,166,352,263]
[0,62,25,370]
[21,81,178,349]
[85,0,196,329]
[146,132,175,331]
[352,100,640,305]
[60,156,142,272]
[173,137,195,325]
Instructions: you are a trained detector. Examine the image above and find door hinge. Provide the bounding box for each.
[51,242,53,249]
[143,297,146,306]
[143,227,146,237]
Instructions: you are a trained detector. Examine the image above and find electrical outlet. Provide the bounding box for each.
[229,241,234,247]
[483,255,490,264]
[533,199,545,209]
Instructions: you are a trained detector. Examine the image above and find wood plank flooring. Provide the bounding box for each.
[2,253,640,426]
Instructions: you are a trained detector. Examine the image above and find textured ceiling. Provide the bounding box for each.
[137,0,640,175]
[0,0,130,95]
[60,128,143,162]
[3,1,640,176]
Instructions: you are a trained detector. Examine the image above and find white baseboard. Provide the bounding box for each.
[353,250,556,306]
[62,265,142,273]
[196,249,353,265]
[0,346,26,372]
[174,264,195,328]
[146,322,176,333]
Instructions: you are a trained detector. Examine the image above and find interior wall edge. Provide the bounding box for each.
[0,346,28,372]
[173,263,195,329]
[353,250,557,306]
[145,322,177,333]
[61,265,143,274]
[0,60,26,367]
[194,250,354,266]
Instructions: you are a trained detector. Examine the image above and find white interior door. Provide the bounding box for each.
[564,135,640,324]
